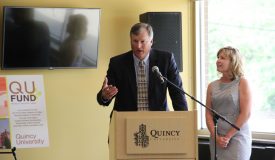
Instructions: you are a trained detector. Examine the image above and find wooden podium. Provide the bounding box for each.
[109,111,198,160]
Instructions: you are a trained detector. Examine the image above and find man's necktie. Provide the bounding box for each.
[137,61,149,111]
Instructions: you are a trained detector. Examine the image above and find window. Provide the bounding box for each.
[196,0,275,139]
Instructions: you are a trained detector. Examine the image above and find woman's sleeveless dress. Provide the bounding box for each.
[209,78,252,160]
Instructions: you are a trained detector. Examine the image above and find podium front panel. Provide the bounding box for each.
[109,111,198,160]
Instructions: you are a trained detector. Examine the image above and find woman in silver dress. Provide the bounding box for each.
[205,46,252,160]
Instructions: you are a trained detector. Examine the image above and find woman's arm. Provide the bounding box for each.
[225,77,252,139]
[205,83,215,137]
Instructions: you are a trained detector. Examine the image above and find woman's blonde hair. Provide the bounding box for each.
[217,46,244,79]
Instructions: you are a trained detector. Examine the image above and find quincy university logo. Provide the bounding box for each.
[134,124,149,148]
[133,123,182,148]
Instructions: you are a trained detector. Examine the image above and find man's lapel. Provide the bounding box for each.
[149,49,158,108]
[126,52,137,106]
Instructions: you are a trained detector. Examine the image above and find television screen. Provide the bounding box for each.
[2,6,101,69]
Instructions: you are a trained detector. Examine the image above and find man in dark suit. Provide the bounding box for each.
[97,22,188,111]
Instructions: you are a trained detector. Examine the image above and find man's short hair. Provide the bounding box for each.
[130,22,154,40]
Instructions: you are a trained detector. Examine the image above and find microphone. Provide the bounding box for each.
[152,66,165,83]
[11,147,17,160]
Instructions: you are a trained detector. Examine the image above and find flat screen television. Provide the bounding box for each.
[1,6,101,69]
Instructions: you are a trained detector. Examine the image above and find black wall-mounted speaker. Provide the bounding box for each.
[140,12,183,72]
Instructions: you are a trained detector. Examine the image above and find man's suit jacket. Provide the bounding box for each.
[97,49,188,112]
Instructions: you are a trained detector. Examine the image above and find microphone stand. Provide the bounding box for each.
[0,147,17,160]
[161,76,240,160]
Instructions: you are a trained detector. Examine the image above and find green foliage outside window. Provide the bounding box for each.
[207,0,275,132]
